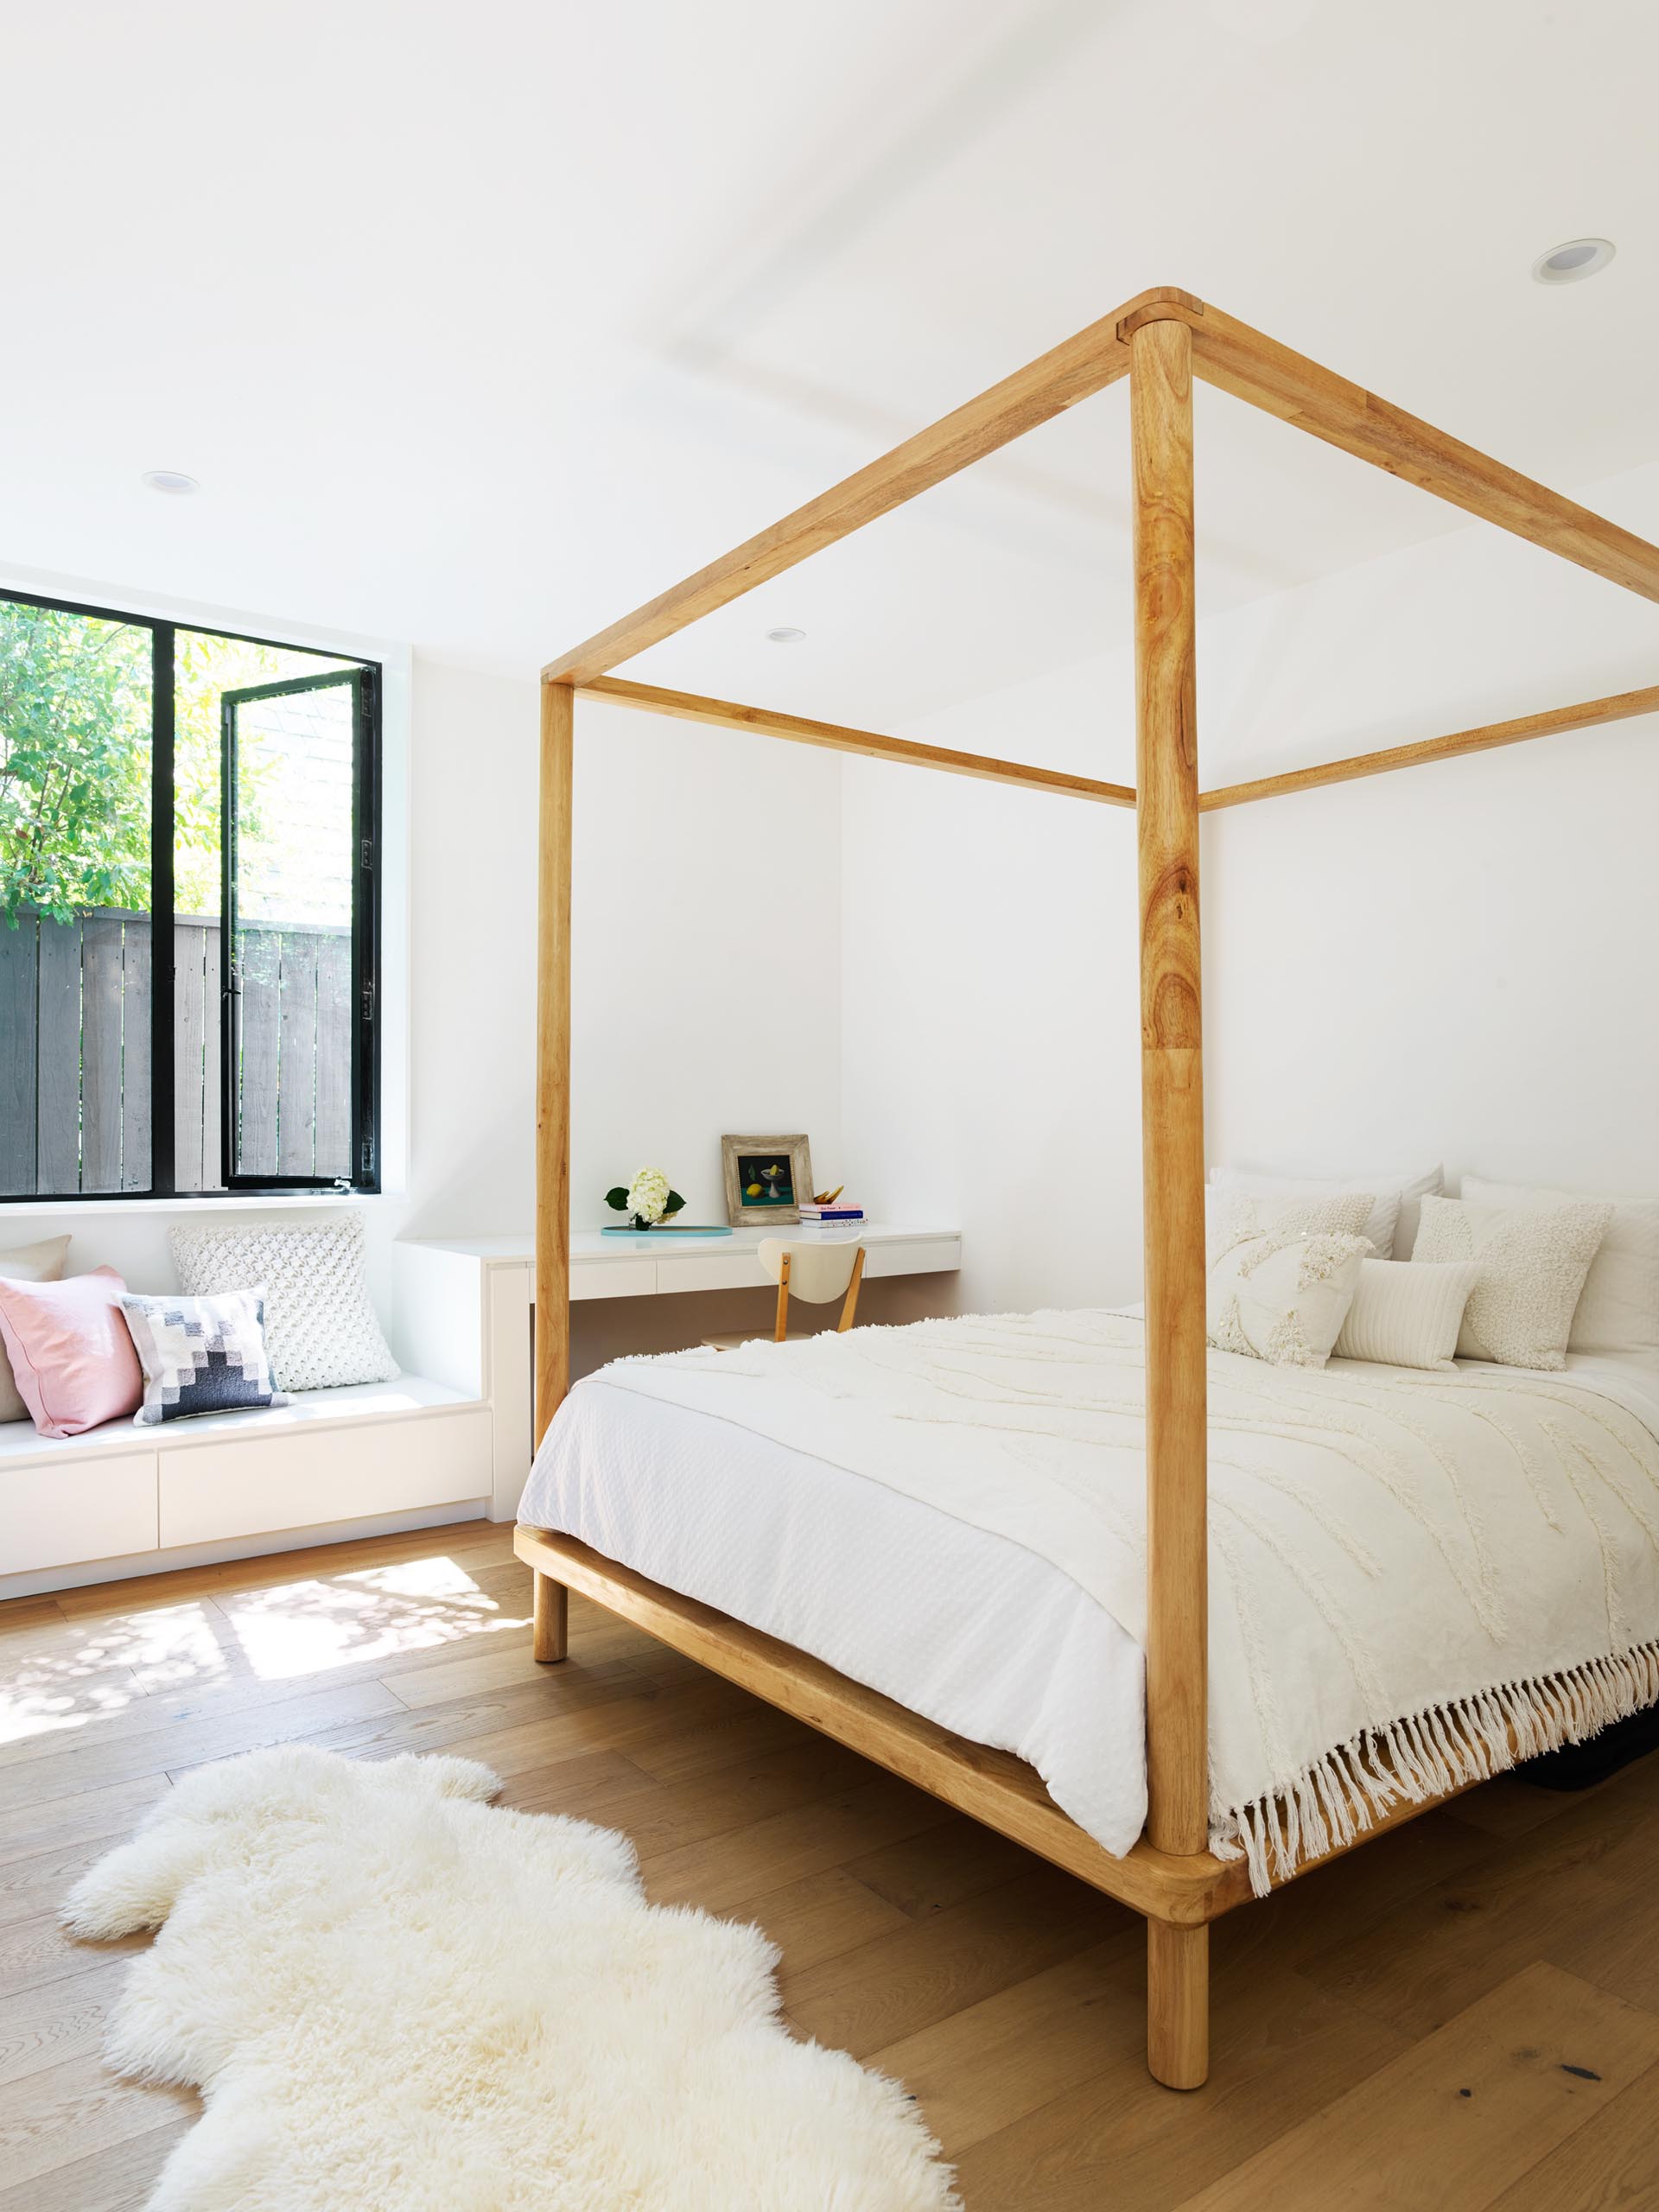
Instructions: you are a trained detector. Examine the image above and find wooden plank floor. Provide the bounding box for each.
[3,1520,1656,2209]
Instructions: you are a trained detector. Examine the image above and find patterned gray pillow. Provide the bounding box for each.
[168,1215,398,1392]
[122,1288,290,1426]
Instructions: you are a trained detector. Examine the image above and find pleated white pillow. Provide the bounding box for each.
[1332,1259,1484,1371]
[1460,1175,1659,1357]
[1412,1194,1611,1371]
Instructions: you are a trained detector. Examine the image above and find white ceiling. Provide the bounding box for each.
[4,0,1657,730]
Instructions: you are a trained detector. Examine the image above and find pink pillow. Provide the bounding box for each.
[0,1268,143,1438]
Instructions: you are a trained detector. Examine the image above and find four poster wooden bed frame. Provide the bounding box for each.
[514,286,1659,2089]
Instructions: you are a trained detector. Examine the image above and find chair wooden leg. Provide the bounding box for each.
[837,1245,867,1332]
[1147,1918,1208,2088]
[774,1251,791,1342]
[531,1570,569,1663]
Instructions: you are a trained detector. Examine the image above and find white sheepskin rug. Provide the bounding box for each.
[63,1745,958,2211]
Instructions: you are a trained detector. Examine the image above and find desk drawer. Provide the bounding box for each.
[569,1259,658,1302]
[863,1236,961,1278]
[652,1253,760,1296]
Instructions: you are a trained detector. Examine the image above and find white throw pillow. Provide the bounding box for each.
[169,1215,398,1393]
[1208,1227,1370,1370]
[1460,1175,1659,1357]
[1207,1189,1374,1263]
[1210,1165,1444,1260]
[0,1235,71,1422]
[1412,1194,1611,1372]
[1332,1259,1484,1372]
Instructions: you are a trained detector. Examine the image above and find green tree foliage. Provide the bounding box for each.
[0,601,151,922]
[171,629,294,917]
[0,601,347,926]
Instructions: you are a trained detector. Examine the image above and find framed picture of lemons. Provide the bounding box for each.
[721,1134,813,1226]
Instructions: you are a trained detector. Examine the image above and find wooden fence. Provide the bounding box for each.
[0,908,351,1195]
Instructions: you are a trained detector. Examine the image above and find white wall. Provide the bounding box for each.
[1202,460,1659,1206]
[567,695,842,1234]
[841,458,1659,1308]
[839,739,1143,1314]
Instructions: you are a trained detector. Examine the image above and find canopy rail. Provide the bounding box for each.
[546,283,1659,697]
[1119,296,1659,606]
[582,675,1659,817]
[543,287,1200,686]
[1199,681,1659,811]
[581,676,1136,808]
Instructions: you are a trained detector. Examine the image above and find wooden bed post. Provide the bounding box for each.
[531,677,575,1663]
[1131,311,1209,2089]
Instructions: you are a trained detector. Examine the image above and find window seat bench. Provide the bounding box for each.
[0,1377,493,1596]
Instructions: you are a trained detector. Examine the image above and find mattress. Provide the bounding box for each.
[521,1374,1149,1854]
[521,1313,1659,1888]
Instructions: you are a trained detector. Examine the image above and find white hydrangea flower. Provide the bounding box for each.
[626,1167,671,1224]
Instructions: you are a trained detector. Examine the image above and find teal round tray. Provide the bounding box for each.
[600,1224,734,1238]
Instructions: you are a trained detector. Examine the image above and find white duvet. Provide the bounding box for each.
[522,1311,1659,1892]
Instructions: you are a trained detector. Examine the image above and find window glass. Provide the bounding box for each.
[0,592,377,1199]
[172,631,356,1192]
[226,673,359,1183]
[0,600,153,1192]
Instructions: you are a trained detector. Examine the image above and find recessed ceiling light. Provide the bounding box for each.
[141,468,201,494]
[1531,238,1615,286]
[766,626,807,645]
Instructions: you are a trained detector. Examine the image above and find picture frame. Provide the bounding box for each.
[721,1134,814,1225]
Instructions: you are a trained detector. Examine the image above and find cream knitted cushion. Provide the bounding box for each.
[1332,1259,1484,1371]
[1208,1227,1371,1370]
[1411,1194,1612,1371]
[168,1216,397,1392]
[1460,1175,1659,1356]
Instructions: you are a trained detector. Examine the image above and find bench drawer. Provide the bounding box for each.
[1,1452,159,1575]
[159,1407,493,1548]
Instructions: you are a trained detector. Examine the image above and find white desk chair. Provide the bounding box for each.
[702,1236,867,1350]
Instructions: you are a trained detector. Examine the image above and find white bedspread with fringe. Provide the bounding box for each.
[593,1311,1659,1895]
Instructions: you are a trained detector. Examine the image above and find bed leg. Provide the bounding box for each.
[531,1571,569,1663]
[1147,1919,1208,2089]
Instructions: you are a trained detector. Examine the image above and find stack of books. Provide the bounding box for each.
[798,1199,865,1224]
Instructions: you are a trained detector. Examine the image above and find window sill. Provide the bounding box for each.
[0,1191,394,1222]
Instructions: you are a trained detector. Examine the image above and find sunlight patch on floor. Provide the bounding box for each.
[0,1554,530,1743]
[0,1600,232,1745]
[221,1554,529,1681]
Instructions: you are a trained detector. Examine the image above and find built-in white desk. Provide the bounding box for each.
[392,1224,961,1521]
[567,1221,960,1300]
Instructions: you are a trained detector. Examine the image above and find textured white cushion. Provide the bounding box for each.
[1460,1175,1659,1357]
[1210,1165,1444,1260]
[1412,1194,1612,1371]
[1332,1259,1484,1371]
[169,1216,397,1392]
[1207,1189,1374,1263]
[0,1236,71,1422]
[1208,1227,1370,1369]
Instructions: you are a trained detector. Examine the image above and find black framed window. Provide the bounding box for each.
[0,588,380,1198]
